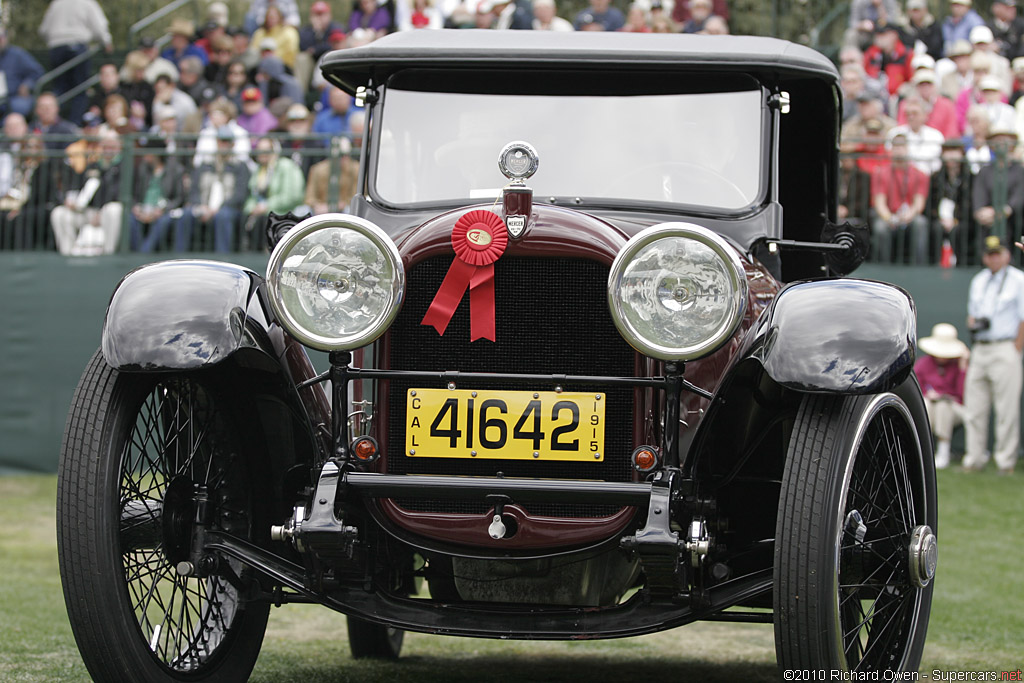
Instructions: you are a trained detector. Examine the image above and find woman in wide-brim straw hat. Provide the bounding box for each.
[914,323,969,469]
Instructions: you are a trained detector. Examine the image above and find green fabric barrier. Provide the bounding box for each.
[0,252,268,474]
[0,256,979,474]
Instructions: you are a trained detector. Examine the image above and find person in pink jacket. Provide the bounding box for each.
[914,322,969,469]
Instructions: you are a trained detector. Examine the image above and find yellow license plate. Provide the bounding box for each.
[405,389,605,461]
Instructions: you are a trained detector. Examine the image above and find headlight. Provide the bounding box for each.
[608,223,747,361]
[266,214,404,351]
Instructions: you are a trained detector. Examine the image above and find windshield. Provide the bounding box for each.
[373,87,765,211]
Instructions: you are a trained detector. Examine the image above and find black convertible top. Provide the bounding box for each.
[320,29,839,95]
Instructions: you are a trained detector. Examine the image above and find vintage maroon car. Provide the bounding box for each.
[57,30,936,681]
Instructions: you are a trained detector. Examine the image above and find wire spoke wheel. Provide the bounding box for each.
[774,389,936,673]
[58,352,269,682]
[119,377,247,671]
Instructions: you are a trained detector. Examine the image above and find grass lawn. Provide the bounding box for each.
[0,468,1021,681]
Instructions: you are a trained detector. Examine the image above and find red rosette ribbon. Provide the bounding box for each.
[421,209,508,341]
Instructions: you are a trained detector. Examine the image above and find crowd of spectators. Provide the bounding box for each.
[841,0,1024,267]
[0,0,738,254]
[7,0,1024,261]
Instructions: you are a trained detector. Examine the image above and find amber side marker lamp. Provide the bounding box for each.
[631,446,659,473]
[352,436,379,462]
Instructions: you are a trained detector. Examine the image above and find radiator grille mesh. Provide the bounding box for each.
[385,255,638,518]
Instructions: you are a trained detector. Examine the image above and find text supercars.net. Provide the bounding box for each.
[782,670,1023,682]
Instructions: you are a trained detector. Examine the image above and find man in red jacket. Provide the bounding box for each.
[865,23,915,96]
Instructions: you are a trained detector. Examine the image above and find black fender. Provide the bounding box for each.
[102,259,278,371]
[739,278,916,394]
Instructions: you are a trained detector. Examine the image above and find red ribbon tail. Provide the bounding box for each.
[469,264,495,342]
[421,259,476,336]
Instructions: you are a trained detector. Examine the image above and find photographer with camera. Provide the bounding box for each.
[963,234,1024,474]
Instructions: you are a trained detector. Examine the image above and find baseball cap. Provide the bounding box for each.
[328,29,346,43]
[216,125,234,141]
[81,111,101,127]
[259,37,277,51]
[970,25,994,44]
[286,103,310,120]
[911,53,935,71]
[241,86,262,102]
[985,235,1008,253]
[947,39,973,57]
[312,1,331,12]
[988,124,1019,139]
[951,0,971,5]
[864,118,884,132]
[912,69,937,84]
[978,74,1003,90]
[906,0,927,9]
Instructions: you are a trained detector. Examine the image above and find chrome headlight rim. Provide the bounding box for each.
[608,222,748,361]
[266,213,405,351]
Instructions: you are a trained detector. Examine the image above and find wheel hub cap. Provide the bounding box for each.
[908,524,937,588]
[162,476,197,565]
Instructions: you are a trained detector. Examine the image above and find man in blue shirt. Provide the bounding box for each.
[942,0,986,56]
[963,235,1024,474]
[0,29,44,119]
[572,0,625,31]
[312,86,354,145]
[161,19,210,69]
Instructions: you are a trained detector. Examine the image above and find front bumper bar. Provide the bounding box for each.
[343,472,654,506]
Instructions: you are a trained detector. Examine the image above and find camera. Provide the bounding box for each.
[969,317,991,340]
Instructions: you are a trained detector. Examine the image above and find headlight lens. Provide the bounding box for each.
[267,214,404,351]
[608,223,747,361]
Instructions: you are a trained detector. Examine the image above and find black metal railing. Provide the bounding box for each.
[839,146,1024,269]
[0,131,359,254]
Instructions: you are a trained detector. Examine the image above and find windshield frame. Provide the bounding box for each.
[362,69,773,218]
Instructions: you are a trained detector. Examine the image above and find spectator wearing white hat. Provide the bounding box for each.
[887,94,945,174]
[970,24,1013,93]
[532,0,573,30]
[990,0,1024,61]
[972,126,1024,242]
[937,38,974,99]
[955,51,997,132]
[978,74,1017,132]
[941,0,986,57]
[906,0,943,61]
[911,52,936,72]
[1010,57,1024,136]
[898,68,961,138]
[914,323,969,468]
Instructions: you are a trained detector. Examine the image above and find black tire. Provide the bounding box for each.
[774,391,937,673]
[347,616,405,659]
[57,351,270,682]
